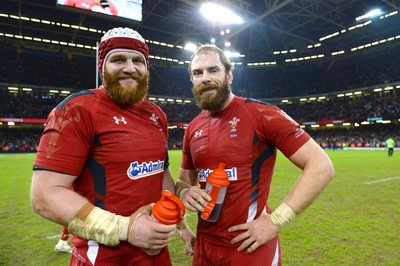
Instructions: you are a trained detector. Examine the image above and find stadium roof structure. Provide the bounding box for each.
[1,0,400,67]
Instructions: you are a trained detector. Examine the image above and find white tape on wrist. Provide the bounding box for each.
[175,181,191,200]
[68,203,130,246]
[178,188,189,200]
[269,202,297,229]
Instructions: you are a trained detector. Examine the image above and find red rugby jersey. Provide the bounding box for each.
[34,87,170,265]
[181,96,310,247]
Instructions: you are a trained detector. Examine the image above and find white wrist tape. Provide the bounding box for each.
[178,188,189,200]
[269,202,297,229]
[68,202,130,246]
[175,181,191,200]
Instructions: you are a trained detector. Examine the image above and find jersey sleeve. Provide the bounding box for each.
[180,122,195,170]
[156,104,170,169]
[255,103,310,158]
[33,93,95,175]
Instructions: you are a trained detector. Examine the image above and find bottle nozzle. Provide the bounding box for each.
[152,190,185,225]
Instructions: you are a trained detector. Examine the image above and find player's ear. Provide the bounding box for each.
[227,71,233,85]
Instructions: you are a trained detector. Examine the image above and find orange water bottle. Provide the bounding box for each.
[152,190,185,224]
[144,190,185,255]
[201,163,230,222]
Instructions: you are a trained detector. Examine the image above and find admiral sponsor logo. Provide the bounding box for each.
[197,167,238,182]
[127,160,164,180]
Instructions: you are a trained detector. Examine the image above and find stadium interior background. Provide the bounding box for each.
[1,0,399,152]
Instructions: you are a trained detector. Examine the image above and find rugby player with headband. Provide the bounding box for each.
[31,27,195,265]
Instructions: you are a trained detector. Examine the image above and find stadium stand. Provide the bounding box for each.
[0,40,399,152]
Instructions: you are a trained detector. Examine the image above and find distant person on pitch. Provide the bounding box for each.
[31,27,194,265]
[386,136,395,157]
[175,44,335,265]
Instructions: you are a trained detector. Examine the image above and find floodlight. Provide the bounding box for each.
[356,9,382,21]
[184,43,197,52]
[224,51,242,58]
[200,3,244,24]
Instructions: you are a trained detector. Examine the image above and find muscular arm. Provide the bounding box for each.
[31,167,179,226]
[162,167,176,193]
[285,138,335,214]
[31,169,176,249]
[175,168,211,212]
[30,170,87,226]
[173,168,197,255]
[177,168,198,186]
[229,138,334,252]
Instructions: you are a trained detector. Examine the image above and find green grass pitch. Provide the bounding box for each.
[0,150,399,265]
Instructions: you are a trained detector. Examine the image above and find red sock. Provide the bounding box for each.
[60,227,70,241]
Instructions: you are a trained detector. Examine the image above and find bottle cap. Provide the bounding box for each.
[206,163,230,186]
[152,190,185,225]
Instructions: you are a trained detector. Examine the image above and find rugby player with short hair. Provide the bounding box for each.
[176,44,335,265]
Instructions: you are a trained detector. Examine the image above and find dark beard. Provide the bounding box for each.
[192,76,231,112]
[103,71,149,107]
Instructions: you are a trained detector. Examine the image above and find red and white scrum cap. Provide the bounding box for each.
[98,27,149,74]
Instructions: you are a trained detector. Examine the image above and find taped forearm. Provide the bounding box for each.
[269,202,297,229]
[68,202,130,246]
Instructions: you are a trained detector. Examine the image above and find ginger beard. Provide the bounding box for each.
[192,75,231,112]
[103,71,149,107]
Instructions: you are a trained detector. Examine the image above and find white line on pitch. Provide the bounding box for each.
[365,176,400,185]
[46,234,60,239]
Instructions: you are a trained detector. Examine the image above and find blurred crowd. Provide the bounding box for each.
[1,123,398,153]
[1,84,398,124]
[1,41,400,98]
[0,40,399,152]
[0,127,42,153]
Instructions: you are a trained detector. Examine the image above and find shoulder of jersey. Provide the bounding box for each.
[245,97,274,107]
[56,89,96,111]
